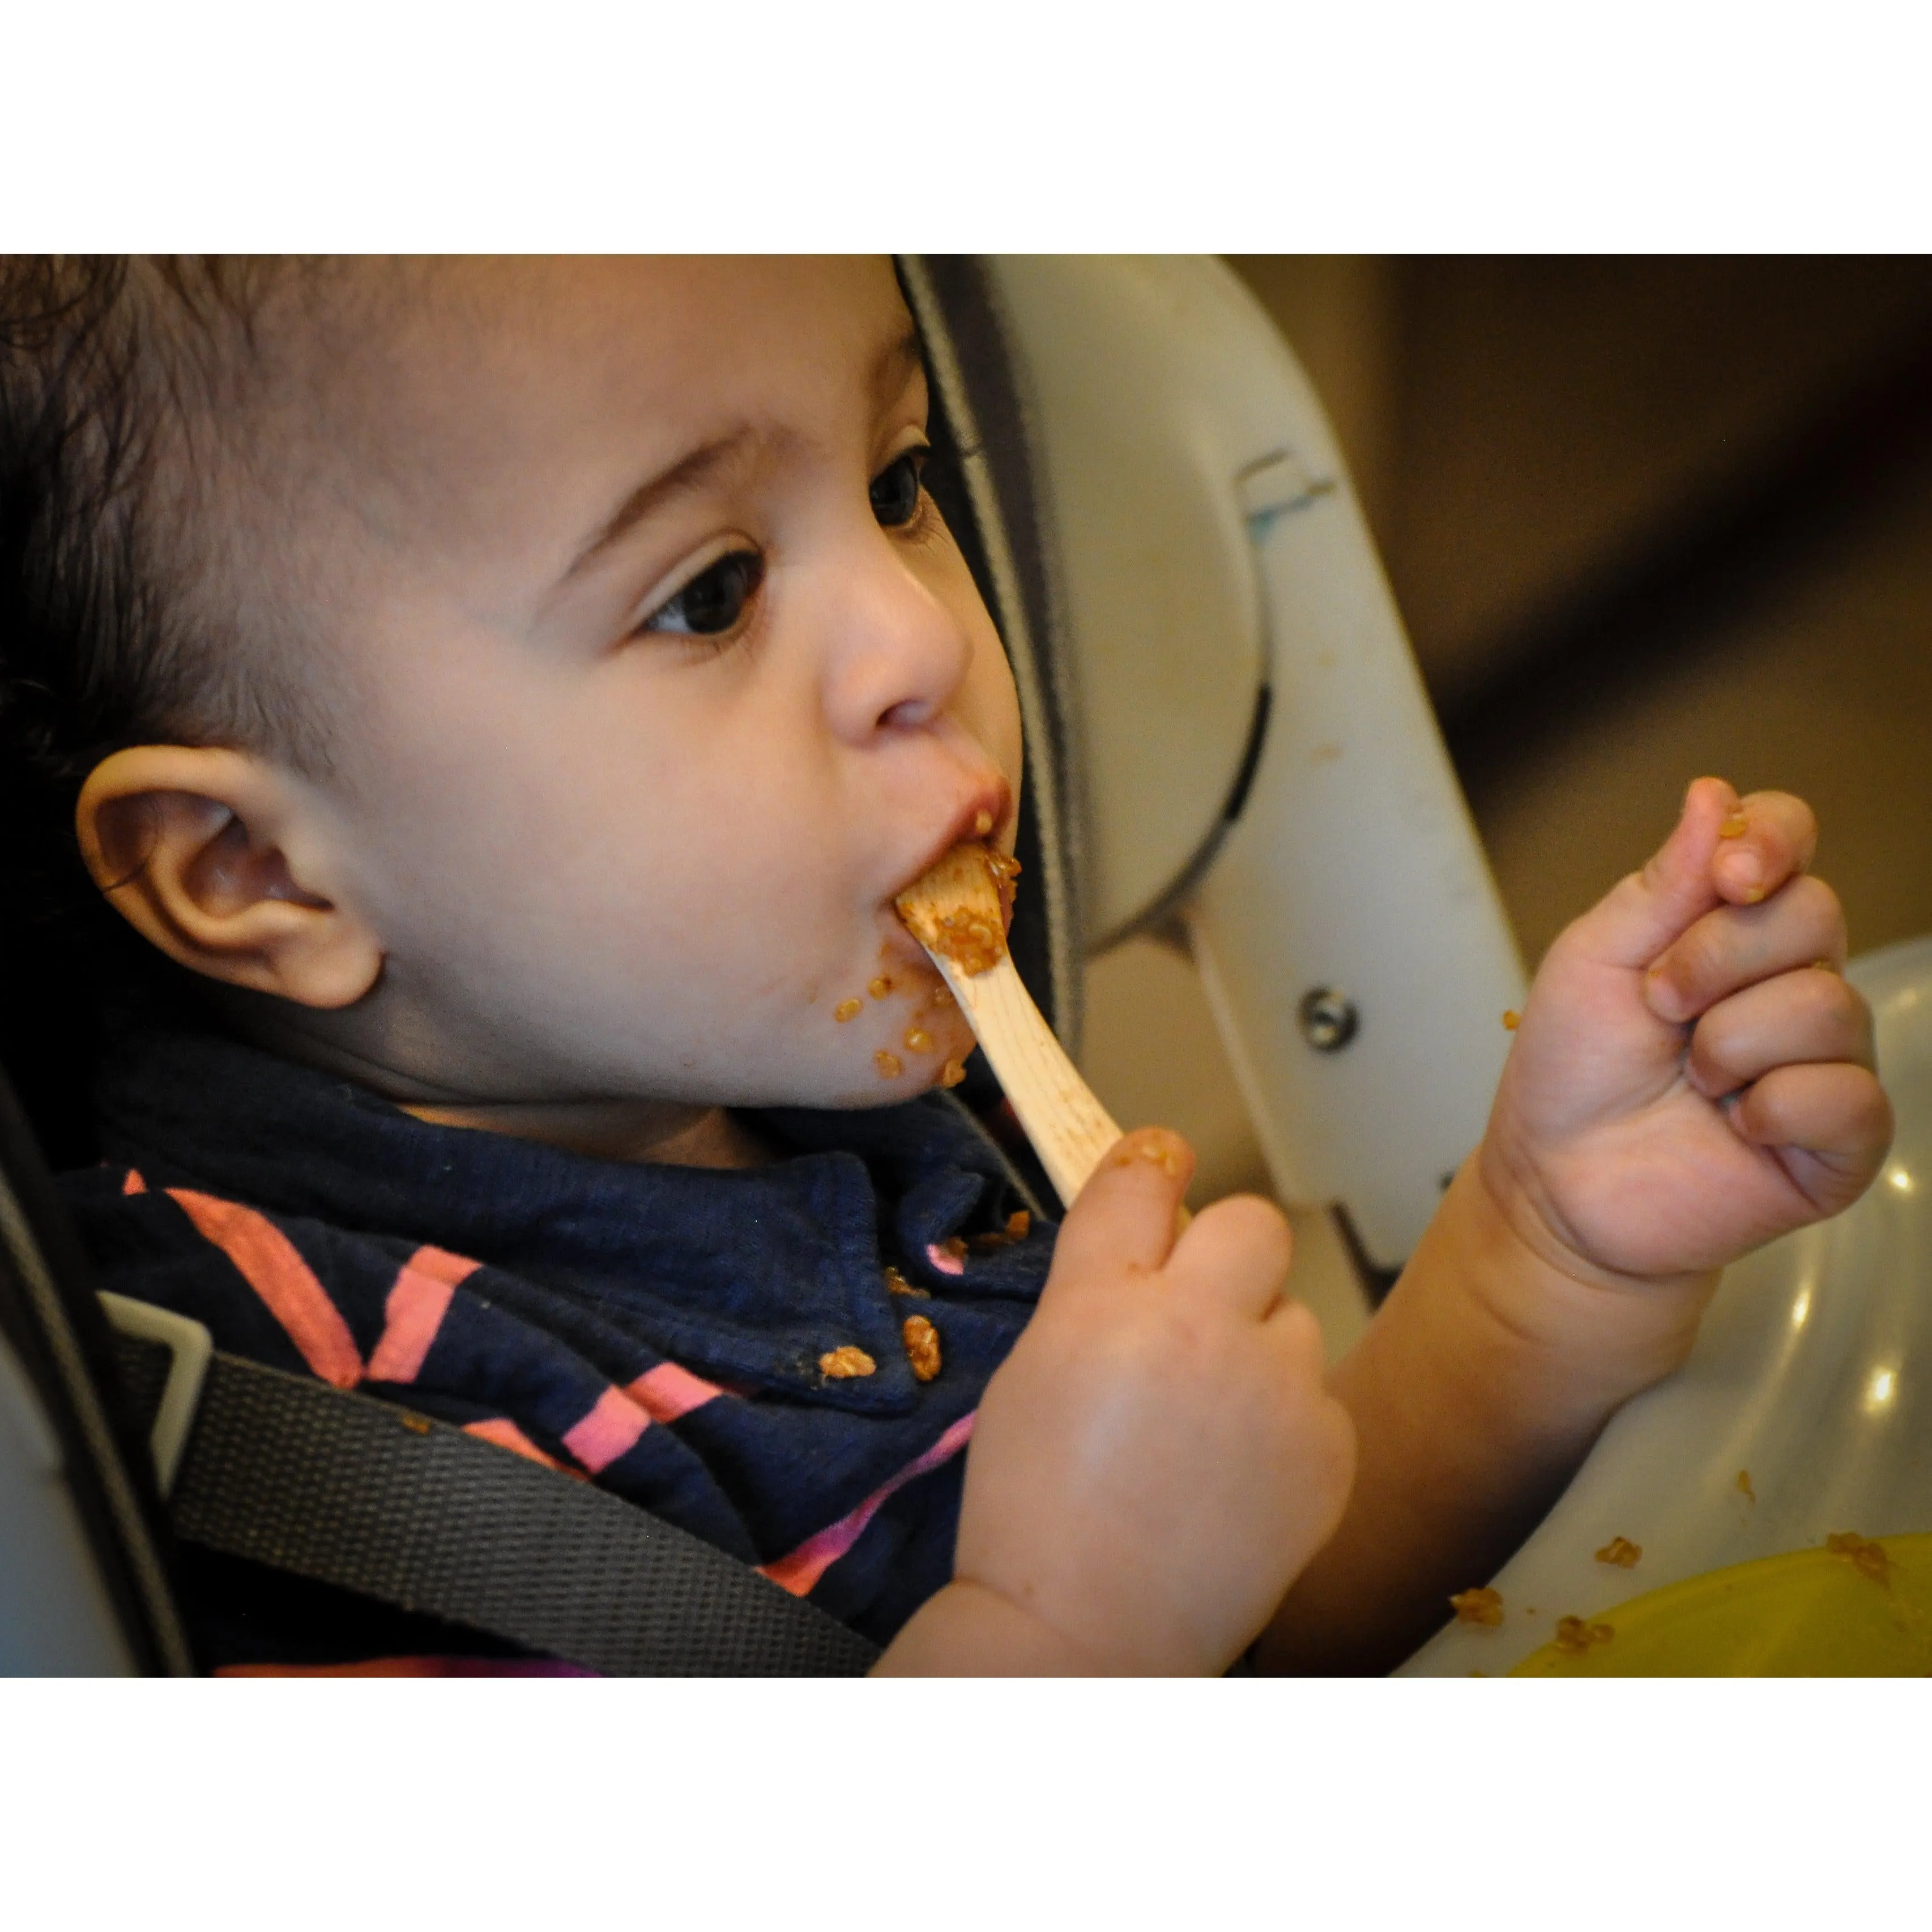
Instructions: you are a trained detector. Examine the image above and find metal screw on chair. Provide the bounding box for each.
[1296,986,1359,1052]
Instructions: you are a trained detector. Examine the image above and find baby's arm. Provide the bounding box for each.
[1257,779,1893,1672]
[876,1129,1356,1675]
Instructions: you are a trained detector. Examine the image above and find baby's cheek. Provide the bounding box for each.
[824,957,977,1087]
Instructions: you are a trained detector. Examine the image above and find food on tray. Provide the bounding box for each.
[1594,1536,1641,1568]
[1825,1531,1893,1584]
[1553,1615,1614,1654]
[1449,1586,1504,1626]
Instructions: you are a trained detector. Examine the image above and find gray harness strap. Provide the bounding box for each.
[112,1332,878,1677]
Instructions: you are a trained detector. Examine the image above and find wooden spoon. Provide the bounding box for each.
[897,843,1123,1209]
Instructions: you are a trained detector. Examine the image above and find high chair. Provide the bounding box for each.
[7,257,1905,1675]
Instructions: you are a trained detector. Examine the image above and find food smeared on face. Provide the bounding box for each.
[874,1050,902,1079]
[894,842,1020,978]
[903,1027,932,1054]
[869,976,894,1000]
[939,1058,968,1088]
[833,999,863,1023]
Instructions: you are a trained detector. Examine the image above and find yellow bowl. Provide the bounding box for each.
[1511,1534,1932,1675]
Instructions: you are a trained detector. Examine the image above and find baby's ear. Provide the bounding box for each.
[75,745,382,1008]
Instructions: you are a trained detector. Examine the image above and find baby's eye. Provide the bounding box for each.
[869,446,928,528]
[643,549,765,637]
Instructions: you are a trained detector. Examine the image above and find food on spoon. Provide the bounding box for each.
[1449,1586,1504,1627]
[894,842,1020,978]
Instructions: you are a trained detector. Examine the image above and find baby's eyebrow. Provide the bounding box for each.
[561,427,761,583]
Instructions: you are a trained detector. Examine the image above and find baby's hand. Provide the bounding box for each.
[1484,778,1893,1291]
[948,1129,1356,1674]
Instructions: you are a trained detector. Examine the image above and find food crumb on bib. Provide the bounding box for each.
[901,1315,941,1382]
[818,1345,876,1379]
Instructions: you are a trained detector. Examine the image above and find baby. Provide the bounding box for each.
[0,256,1891,1673]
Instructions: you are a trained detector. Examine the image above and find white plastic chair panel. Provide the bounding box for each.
[987,256,1525,1265]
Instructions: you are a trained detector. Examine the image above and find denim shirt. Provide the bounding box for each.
[60,1020,1055,1669]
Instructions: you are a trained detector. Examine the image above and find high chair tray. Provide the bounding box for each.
[1400,931,1932,1676]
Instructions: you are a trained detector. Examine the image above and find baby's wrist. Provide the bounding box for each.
[1444,1148,1718,1409]
[873,1577,1118,1677]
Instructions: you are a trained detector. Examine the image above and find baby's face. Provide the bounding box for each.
[285,257,1020,1110]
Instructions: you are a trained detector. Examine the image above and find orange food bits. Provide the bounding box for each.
[939,1059,967,1088]
[883,1265,927,1299]
[973,809,993,836]
[833,998,863,1023]
[818,1345,876,1379]
[1718,811,1749,839]
[901,1314,942,1382]
[1450,1586,1504,1626]
[1594,1536,1641,1568]
[1553,1615,1614,1654]
[874,1051,902,1079]
[969,1208,1034,1253]
[931,987,953,1006]
[1502,1010,1521,1031]
[903,1027,933,1054]
[1826,1531,1893,1584]
[868,976,893,999]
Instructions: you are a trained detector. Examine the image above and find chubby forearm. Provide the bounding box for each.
[872,1579,1110,1675]
[1254,1157,1717,1675]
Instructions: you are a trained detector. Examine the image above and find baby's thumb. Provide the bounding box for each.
[1574,775,1737,969]
[1045,1127,1196,1291]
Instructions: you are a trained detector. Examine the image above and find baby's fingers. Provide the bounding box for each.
[1166,1193,1295,1320]
[1645,874,1846,1023]
[1712,790,1818,907]
[1046,1127,1196,1291]
[1731,1061,1893,1214]
[1686,967,1874,1101]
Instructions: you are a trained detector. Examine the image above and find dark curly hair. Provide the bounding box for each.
[0,255,331,1162]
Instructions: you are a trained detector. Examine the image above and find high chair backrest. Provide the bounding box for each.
[905,257,1526,1267]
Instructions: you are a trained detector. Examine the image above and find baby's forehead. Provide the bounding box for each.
[244,256,913,572]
